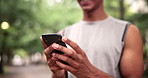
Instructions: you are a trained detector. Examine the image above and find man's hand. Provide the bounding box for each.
[40,37,66,78]
[52,37,113,78]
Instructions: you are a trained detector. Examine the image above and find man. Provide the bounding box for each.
[40,0,144,78]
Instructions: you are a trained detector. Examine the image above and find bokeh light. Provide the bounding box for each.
[1,21,10,30]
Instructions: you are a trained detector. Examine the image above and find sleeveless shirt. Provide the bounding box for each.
[62,16,129,78]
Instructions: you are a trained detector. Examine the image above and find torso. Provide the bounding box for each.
[62,16,129,78]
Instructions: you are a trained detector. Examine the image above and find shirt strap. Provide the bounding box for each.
[122,23,130,42]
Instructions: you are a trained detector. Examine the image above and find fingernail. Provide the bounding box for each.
[52,43,59,49]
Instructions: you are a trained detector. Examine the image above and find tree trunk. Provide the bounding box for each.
[0,32,8,74]
[119,0,125,20]
[0,53,4,74]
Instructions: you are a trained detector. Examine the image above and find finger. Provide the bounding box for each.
[48,60,62,71]
[62,37,84,54]
[56,61,76,73]
[47,57,62,72]
[47,57,58,66]
[52,43,78,59]
[44,46,54,60]
[40,37,47,49]
[50,66,62,72]
[53,53,79,68]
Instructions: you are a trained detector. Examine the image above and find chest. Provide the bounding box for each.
[66,26,123,59]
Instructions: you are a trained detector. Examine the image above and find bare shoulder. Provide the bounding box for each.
[125,24,143,48]
[127,24,141,35]
[127,24,141,38]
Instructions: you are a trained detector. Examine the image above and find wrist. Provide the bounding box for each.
[52,70,66,78]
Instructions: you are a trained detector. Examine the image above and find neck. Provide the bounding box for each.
[82,3,108,22]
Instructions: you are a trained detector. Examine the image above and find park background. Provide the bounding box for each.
[0,0,148,78]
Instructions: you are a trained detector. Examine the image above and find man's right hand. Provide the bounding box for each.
[40,37,66,78]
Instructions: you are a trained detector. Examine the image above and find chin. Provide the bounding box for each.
[81,6,94,12]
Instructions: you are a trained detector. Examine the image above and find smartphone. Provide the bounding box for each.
[42,33,68,64]
[42,33,67,54]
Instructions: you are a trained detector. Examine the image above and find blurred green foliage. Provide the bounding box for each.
[13,49,28,59]
[0,0,82,54]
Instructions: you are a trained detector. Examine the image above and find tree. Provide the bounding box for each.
[119,0,125,20]
[0,0,45,74]
[0,0,81,74]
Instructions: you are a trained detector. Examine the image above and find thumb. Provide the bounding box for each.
[40,37,47,49]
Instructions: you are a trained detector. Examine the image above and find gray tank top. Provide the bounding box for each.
[62,16,129,78]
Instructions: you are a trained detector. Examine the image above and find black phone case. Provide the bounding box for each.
[42,34,68,64]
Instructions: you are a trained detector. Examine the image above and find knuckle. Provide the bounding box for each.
[69,50,74,56]
[78,55,84,62]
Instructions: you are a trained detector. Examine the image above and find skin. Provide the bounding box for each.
[120,25,144,78]
[40,0,144,78]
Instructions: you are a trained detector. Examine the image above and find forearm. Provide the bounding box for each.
[91,69,114,78]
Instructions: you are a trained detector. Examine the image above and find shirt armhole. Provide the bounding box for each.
[58,29,65,36]
[122,23,130,42]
